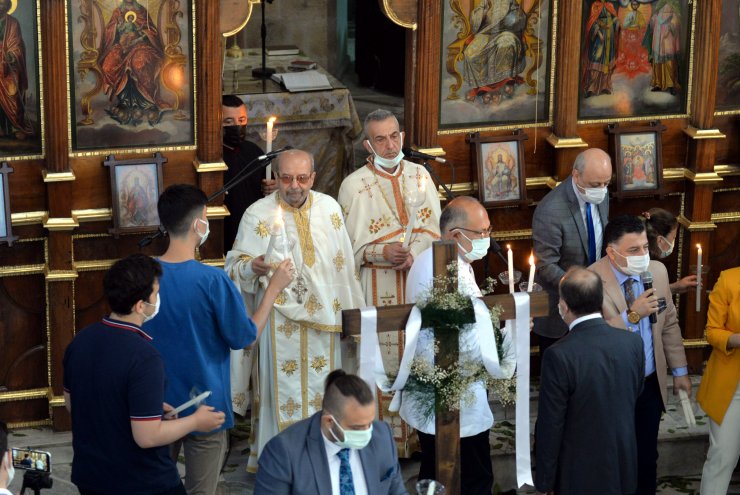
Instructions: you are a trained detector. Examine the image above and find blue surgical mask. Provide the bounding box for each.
[328,415,373,450]
[658,236,674,258]
[458,231,491,262]
[612,249,650,276]
[367,140,404,170]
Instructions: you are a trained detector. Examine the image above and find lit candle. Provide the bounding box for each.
[401,178,426,248]
[507,244,515,294]
[527,253,536,292]
[695,244,702,312]
[264,207,284,262]
[265,116,276,180]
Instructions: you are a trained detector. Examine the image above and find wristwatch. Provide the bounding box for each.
[627,308,641,324]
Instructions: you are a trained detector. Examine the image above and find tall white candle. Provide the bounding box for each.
[401,178,426,248]
[265,116,276,179]
[507,244,515,294]
[264,207,284,262]
[280,206,290,259]
[527,253,536,292]
[695,244,702,312]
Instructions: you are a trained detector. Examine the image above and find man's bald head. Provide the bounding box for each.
[439,196,488,237]
[572,148,613,190]
[559,267,603,317]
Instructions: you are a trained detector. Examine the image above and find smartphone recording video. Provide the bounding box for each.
[11,448,52,473]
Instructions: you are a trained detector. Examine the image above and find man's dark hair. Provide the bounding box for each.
[157,184,208,237]
[644,208,677,258]
[104,254,162,315]
[322,370,373,418]
[603,214,646,247]
[222,94,245,108]
[0,421,7,456]
[560,267,603,316]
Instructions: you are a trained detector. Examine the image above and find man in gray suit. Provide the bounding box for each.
[535,267,644,495]
[532,148,612,355]
[255,370,407,495]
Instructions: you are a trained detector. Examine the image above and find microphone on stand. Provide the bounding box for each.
[489,237,508,265]
[138,226,167,249]
[641,271,658,324]
[257,145,294,161]
[402,147,447,164]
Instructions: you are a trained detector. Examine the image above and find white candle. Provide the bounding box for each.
[265,116,276,179]
[527,253,536,292]
[507,244,515,294]
[280,206,290,259]
[264,207,284,262]
[695,244,702,313]
[401,178,425,248]
[426,480,436,495]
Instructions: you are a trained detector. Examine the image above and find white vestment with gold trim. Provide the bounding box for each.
[225,191,364,471]
[337,160,441,456]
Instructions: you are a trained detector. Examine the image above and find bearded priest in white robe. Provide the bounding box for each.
[225,149,364,471]
[337,109,441,456]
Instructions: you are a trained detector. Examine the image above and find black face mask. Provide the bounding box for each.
[223,125,247,147]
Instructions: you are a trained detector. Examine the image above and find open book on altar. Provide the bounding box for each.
[271,70,333,92]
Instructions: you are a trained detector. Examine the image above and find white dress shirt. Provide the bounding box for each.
[403,246,495,437]
[571,178,603,259]
[568,312,602,331]
[322,431,368,495]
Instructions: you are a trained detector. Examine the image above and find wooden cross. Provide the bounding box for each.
[343,241,549,495]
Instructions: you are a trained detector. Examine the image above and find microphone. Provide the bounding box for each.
[257,145,293,161]
[489,237,508,264]
[402,147,447,164]
[641,271,657,324]
[138,226,167,249]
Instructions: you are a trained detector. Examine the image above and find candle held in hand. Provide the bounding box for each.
[507,245,515,293]
[527,253,536,292]
[265,116,276,179]
[695,244,702,312]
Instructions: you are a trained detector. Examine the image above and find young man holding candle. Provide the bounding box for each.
[144,184,294,495]
[588,214,691,495]
[337,108,441,456]
[405,196,511,494]
[225,149,365,471]
[222,94,277,252]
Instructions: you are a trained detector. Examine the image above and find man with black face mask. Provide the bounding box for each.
[222,95,277,252]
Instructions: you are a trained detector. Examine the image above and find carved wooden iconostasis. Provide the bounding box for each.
[397,0,739,376]
[0,0,227,429]
[0,0,738,431]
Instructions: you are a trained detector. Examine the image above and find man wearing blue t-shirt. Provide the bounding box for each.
[145,184,294,494]
[63,254,226,495]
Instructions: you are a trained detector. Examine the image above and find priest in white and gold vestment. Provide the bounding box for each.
[225,150,364,471]
[338,109,441,456]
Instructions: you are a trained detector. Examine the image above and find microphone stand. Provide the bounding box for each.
[138,156,275,249]
[251,0,275,79]
[420,159,455,201]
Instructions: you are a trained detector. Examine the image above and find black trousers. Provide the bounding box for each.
[417,429,493,495]
[79,482,186,495]
[633,372,663,495]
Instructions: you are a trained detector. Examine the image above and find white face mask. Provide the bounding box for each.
[328,415,373,450]
[457,231,490,262]
[612,249,650,276]
[575,177,608,205]
[194,218,210,247]
[658,236,674,258]
[368,139,404,170]
[142,293,160,323]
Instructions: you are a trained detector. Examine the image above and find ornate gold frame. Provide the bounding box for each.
[438,0,557,134]
[66,0,198,156]
[0,0,45,162]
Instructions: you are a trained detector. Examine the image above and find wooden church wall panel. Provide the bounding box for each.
[74,270,108,332]
[0,399,49,426]
[714,116,740,163]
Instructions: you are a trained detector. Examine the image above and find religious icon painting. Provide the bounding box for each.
[607,121,665,199]
[439,0,555,130]
[0,0,44,161]
[715,0,740,114]
[68,0,195,154]
[105,152,166,237]
[0,162,18,246]
[467,130,528,208]
[578,0,695,122]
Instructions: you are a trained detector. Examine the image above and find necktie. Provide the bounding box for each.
[337,448,355,495]
[623,278,636,308]
[585,203,597,264]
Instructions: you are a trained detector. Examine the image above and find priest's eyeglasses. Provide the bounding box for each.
[278,174,312,185]
[450,226,493,239]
